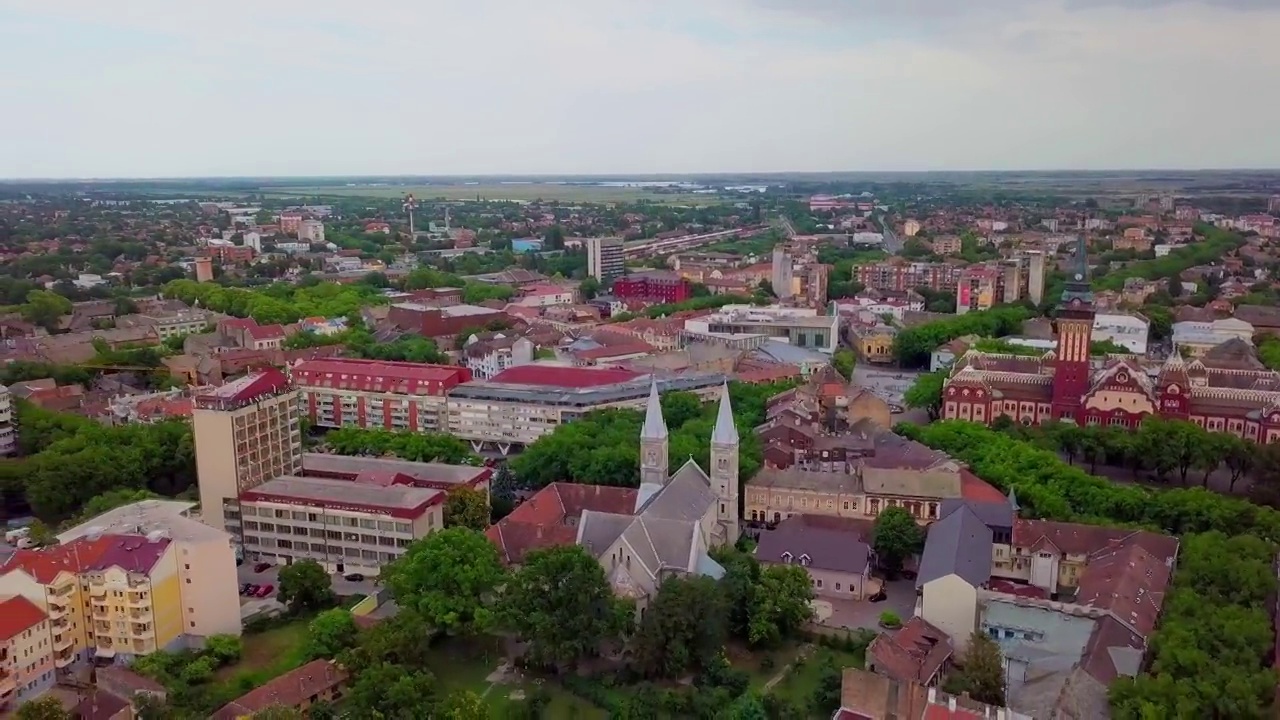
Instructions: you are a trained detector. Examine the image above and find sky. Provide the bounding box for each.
[2,0,1279,177]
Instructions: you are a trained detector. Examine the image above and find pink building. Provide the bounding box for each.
[0,596,55,711]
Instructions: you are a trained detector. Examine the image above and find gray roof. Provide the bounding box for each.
[747,467,863,494]
[756,516,871,574]
[641,378,667,440]
[248,476,442,513]
[639,459,715,522]
[711,383,739,445]
[940,498,1014,530]
[917,504,993,589]
[448,372,727,406]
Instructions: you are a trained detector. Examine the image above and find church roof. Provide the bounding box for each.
[641,377,668,440]
[712,383,739,445]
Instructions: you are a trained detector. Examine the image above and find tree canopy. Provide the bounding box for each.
[383,527,506,635]
[892,306,1031,368]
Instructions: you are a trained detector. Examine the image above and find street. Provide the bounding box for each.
[875,215,903,254]
[236,561,381,601]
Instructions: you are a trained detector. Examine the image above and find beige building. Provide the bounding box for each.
[0,384,14,457]
[194,368,303,533]
[755,516,874,600]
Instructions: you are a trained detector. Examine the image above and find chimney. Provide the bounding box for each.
[927,687,936,704]
[948,696,957,712]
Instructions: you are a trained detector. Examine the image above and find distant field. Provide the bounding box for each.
[262,183,725,204]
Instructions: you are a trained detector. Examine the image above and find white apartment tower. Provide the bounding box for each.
[586,237,626,283]
[771,246,794,299]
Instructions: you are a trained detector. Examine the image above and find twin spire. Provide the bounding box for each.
[640,377,738,445]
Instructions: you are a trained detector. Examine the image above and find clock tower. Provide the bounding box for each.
[1052,237,1095,422]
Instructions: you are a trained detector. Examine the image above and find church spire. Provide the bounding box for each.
[711,383,738,445]
[641,378,667,440]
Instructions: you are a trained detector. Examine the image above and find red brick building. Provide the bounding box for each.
[208,244,255,264]
[856,260,963,292]
[387,303,510,339]
[612,270,692,304]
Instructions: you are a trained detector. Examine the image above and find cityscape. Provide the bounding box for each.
[3,1,1280,719]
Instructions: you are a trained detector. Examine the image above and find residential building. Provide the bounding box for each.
[831,291,924,322]
[834,668,1030,720]
[445,366,724,453]
[903,219,922,237]
[0,385,14,456]
[193,369,303,533]
[514,284,577,307]
[772,246,795,300]
[194,257,214,283]
[279,211,304,235]
[941,239,1280,441]
[211,659,347,720]
[297,219,325,244]
[755,515,873,600]
[56,500,242,645]
[462,335,536,380]
[612,271,692,304]
[586,236,626,282]
[290,357,469,433]
[386,303,509,339]
[137,310,215,340]
[929,236,962,255]
[0,596,55,710]
[756,367,893,469]
[70,690,131,720]
[490,382,740,608]
[1092,313,1149,355]
[683,305,839,354]
[856,261,963,292]
[1026,250,1046,307]
[866,616,953,687]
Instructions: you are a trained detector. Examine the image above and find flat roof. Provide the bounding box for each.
[242,476,442,518]
[450,372,726,406]
[489,365,642,388]
[301,453,488,486]
[59,500,231,544]
[292,358,466,384]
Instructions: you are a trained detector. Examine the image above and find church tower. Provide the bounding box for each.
[640,379,668,487]
[1052,236,1096,423]
[710,383,740,545]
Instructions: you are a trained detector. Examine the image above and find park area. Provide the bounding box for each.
[262,182,723,204]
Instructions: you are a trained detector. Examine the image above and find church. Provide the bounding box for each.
[941,238,1280,443]
[575,380,740,605]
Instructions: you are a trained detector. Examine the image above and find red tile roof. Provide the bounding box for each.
[867,617,953,685]
[211,660,347,720]
[486,483,637,564]
[959,471,1006,504]
[246,324,286,340]
[1,534,170,582]
[488,365,642,388]
[292,358,470,394]
[195,367,291,404]
[0,595,47,640]
[1074,541,1170,637]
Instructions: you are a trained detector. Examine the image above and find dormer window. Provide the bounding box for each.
[799,554,812,567]
[781,552,793,564]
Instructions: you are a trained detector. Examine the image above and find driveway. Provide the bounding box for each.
[815,578,917,631]
[237,561,380,600]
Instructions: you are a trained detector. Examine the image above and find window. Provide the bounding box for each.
[835,583,842,591]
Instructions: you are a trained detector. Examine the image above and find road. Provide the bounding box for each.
[875,214,903,254]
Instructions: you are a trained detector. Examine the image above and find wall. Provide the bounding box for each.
[11,618,56,703]
[180,538,243,641]
[921,574,978,654]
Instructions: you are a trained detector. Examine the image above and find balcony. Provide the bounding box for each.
[126,593,150,607]
[88,585,106,598]
[53,632,74,651]
[131,639,155,655]
[55,650,77,669]
[91,604,109,618]
[128,608,153,622]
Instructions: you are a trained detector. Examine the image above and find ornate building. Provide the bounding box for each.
[941,239,1280,443]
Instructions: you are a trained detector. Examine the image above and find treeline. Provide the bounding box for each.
[898,420,1279,717]
[2,402,195,521]
[892,306,1032,369]
[509,382,795,490]
[1094,224,1246,292]
[163,278,387,325]
[320,427,481,465]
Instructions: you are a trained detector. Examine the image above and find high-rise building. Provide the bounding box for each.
[1027,250,1046,307]
[290,358,469,433]
[586,237,625,283]
[193,368,302,534]
[0,385,14,457]
[194,257,214,283]
[297,219,325,244]
[771,246,794,299]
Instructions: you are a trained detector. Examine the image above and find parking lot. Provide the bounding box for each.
[236,560,381,602]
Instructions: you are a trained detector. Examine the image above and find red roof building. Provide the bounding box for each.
[291,358,470,433]
[612,270,692,305]
[0,595,48,641]
[194,367,292,411]
[487,483,638,564]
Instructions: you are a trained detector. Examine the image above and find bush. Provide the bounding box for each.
[878,611,901,628]
[759,655,775,672]
[203,634,243,666]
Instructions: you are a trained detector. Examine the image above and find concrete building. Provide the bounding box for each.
[1026,250,1046,307]
[755,515,873,600]
[387,303,510,339]
[194,257,214,283]
[682,305,839,354]
[297,219,325,244]
[193,369,303,534]
[771,246,795,299]
[0,385,14,457]
[1170,318,1254,356]
[612,271,692,304]
[446,366,725,453]
[0,596,55,710]
[138,309,216,340]
[290,358,470,433]
[586,236,626,283]
[1092,313,1150,355]
[856,260,963,292]
[462,335,535,380]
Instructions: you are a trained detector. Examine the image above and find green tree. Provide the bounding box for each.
[631,575,727,678]
[872,507,924,573]
[16,697,71,720]
[578,276,601,300]
[810,654,843,717]
[726,692,769,720]
[203,634,243,665]
[747,565,814,647]
[250,707,304,720]
[436,689,489,719]
[383,527,506,635]
[501,544,629,671]
[20,290,73,331]
[832,349,856,379]
[444,486,490,531]
[948,632,1006,706]
[276,559,335,614]
[130,694,173,720]
[338,610,435,674]
[305,608,359,660]
[903,371,946,420]
[345,662,438,719]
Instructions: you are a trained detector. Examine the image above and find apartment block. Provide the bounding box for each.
[446,366,724,453]
[0,385,14,457]
[193,369,302,534]
[586,237,626,282]
[290,358,470,433]
[683,305,839,354]
[856,261,963,292]
[0,596,55,711]
[612,271,692,304]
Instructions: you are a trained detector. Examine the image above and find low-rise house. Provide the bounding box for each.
[755,515,873,600]
[210,660,348,720]
[866,616,953,687]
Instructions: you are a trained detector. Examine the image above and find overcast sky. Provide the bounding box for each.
[2,0,1278,178]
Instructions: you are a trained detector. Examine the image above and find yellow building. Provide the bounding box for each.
[855,325,897,364]
[0,595,56,711]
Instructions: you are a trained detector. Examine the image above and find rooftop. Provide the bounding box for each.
[291,357,469,388]
[301,453,489,488]
[243,475,443,517]
[211,660,347,720]
[195,367,292,408]
[487,365,643,388]
[0,595,47,640]
[58,499,230,545]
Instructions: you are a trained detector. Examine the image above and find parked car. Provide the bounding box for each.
[256,584,274,597]
[241,584,258,596]
[869,590,887,603]
[253,562,271,573]
[343,573,365,582]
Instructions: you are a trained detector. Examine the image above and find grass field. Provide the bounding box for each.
[768,646,865,710]
[262,183,724,204]
[214,619,312,685]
